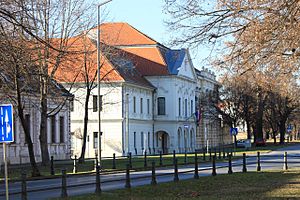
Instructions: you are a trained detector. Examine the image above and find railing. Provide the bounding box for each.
[1,149,300,199]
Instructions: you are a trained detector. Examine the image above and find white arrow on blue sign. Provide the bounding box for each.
[230,127,238,136]
[0,104,14,143]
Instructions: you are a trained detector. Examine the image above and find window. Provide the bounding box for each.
[141,132,144,149]
[157,97,166,115]
[147,99,150,114]
[93,95,103,112]
[24,114,30,144]
[51,115,56,143]
[133,132,136,148]
[99,95,103,111]
[25,114,30,135]
[191,100,193,115]
[93,132,98,149]
[185,99,187,117]
[140,98,143,114]
[178,98,181,116]
[148,132,150,148]
[133,96,136,113]
[70,99,74,112]
[93,95,97,112]
[59,116,64,143]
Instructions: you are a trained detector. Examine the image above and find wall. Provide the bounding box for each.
[0,96,71,164]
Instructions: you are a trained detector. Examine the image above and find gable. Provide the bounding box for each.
[177,52,197,81]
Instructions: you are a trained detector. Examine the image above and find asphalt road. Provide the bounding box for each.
[1,144,300,200]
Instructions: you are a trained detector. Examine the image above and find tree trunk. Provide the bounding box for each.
[272,130,277,144]
[19,109,41,177]
[246,120,251,139]
[79,89,91,162]
[39,79,50,165]
[255,96,264,141]
[15,74,40,177]
[252,125,257,143]
[279,122,286,144]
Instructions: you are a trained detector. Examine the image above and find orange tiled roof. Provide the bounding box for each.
[54,35,124,83]
[54,35,156,89]
[97,22,157,46]
[122,47,166,66]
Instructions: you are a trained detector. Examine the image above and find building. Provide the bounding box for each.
[57,22,199,158]
[195,68,231,149]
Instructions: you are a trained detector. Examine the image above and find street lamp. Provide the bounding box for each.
[97,0,112,168]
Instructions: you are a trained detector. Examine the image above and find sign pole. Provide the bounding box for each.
[3,142,9,200]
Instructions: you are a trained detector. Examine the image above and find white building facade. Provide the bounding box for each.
[66,23,219,158]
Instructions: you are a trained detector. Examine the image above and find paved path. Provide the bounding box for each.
[1,144,300,200]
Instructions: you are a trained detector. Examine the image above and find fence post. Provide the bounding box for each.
[125,164,131,189]
[174,158,179,182]
[94,154,98,171]
[228,154,233,174]
[61,169,68,198]
[223,148,226,159]
[209,149,212,161]
[257,152,261,171]
[212,155,217,176]
[50,156,54,175]
[242,153,247,173]
[184,151,187,165]
[194,152,199,179]
[21,171,27,200]
[173,150,176,165]
[129,152,132,169]
[214,148,217,160]
[283,152,288,170]
[112,153,116,169]
[218,147,221,160]
[203,149,206,161]
[151,161,157,185]
[95,165,101,194]
[159,151,163,166]
[73,155,77,174]
[144,151,148,168]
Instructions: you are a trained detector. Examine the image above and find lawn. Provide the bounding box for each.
[61,170,300,200]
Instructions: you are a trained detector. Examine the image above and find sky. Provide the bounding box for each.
[102,0,214,72]
[105,0,168,44]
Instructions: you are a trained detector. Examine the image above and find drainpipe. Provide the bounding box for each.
[152,89,156,153]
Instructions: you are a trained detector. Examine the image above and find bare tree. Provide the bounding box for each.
[0,24,41,176]
[0,0,97,165]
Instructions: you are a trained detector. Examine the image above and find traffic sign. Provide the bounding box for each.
[230,128,238,136]
[0,104,14,143]
[287,124,293,132]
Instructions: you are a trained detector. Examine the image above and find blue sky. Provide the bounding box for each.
[105,0,168,43]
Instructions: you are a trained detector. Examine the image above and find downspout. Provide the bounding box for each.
[121,83,125,155]
[152,89,156,154]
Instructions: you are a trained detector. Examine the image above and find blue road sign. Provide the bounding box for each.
[0,104,14,143]
[287,124,293,132]
[230,128,238,136]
